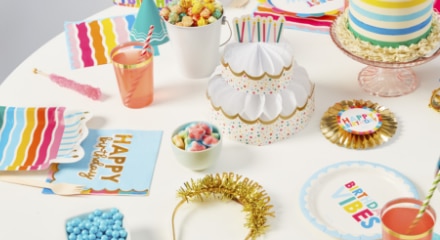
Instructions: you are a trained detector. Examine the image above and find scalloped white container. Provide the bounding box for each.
[207,62,315,145]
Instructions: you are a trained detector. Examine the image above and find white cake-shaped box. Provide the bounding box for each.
[206,16,315,145]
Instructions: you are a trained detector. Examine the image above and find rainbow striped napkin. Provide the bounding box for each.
[0,106,91,171]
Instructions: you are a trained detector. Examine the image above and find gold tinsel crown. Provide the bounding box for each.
[172,172,275,240]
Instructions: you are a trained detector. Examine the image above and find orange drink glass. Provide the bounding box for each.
[111,41,154,108]
[381,198,436,240]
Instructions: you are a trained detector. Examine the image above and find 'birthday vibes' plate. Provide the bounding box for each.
[300,161,419,240]
[0,106,91,171]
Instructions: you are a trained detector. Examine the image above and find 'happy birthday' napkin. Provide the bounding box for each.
[44,129,162,195]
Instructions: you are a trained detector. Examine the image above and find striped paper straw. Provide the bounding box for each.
[407,160,440,233]
[141,25,154,56]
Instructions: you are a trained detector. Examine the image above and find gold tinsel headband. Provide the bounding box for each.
[171,172,275,240]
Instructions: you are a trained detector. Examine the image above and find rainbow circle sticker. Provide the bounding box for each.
[337,107,382,135]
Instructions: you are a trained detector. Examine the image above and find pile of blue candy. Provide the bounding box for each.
[66,208,128,240]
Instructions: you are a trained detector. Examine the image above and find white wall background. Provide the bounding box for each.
[0,1,113,84]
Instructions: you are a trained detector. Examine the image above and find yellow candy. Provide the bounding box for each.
[191,1,203,14]
[180,0,192,9]
[204,3,215,12]
[197,17,207,26]
[172,135,186,150]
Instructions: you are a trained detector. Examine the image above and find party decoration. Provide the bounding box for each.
[45,129,163,195]
[141,25,155,56]
[408,162,440,232]
[33,68,101,100]
[320,99,397,149]
[113,0,143,7]
[300,161,419,240]
[130,0,169,55]
[172,172,274,240]
[253,0,346,34]
[64,14,136,69]
[113,0,172,8]
[429,87,440,112]
[0,107,91,171]
[332,11,440,63]
[232,15,285,43]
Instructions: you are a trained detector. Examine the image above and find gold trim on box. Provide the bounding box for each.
[220,59,293,81]
[320,99,397,149]
[334,11,440,63]
[206,85,315,125]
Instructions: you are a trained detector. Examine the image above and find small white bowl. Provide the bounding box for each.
[171,121,222,171]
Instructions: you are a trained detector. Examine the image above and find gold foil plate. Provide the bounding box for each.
[320,99,397,149]
[429,87,440,112]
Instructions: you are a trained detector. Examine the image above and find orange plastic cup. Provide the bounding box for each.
[381,198,436,240]
[111,41,154,108]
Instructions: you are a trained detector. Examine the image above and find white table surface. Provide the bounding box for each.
[1,3,440,240]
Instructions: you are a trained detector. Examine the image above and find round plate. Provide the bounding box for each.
[300,161,419,240]
[267,0,345,17]
[320,99,397,149]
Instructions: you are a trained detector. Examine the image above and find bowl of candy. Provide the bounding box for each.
[65,208,130,240]
[171,121,222,171]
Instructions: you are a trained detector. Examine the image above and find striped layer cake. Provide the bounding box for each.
[347,0,434,47]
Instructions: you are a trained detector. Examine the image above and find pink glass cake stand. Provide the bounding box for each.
[330,21,440,97]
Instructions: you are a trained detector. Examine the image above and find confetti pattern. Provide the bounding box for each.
[210,95,314,146]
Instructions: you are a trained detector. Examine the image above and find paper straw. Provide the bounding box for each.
[407,164,440,233]
[141,25,154,56]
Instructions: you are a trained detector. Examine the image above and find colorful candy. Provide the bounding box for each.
[172,122,220,152]
[160,0,223,27]
[66,208,128,240]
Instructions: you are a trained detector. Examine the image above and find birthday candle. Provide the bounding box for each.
[235,19,241,43]
[257,18,261,42]
[266,18,272,43]
[252,19,256,42]
[273,22,277,42]
[277,17,284,43]
[240,17,245,43]
[247,16,251,43]
[262,19,266,42]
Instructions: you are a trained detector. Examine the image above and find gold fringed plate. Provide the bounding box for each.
[171,172,275,240]
[320,99,397,149]
[429,87,440,112]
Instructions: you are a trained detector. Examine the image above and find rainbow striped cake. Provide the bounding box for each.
[347,0,434,48]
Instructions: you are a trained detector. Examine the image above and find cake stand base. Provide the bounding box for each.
[358,66,420,97]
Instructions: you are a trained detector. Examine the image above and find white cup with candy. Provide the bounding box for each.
[161,0,230,79]
[171,121,222,171]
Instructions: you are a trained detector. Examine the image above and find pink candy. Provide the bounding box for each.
[172,122,220,152]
